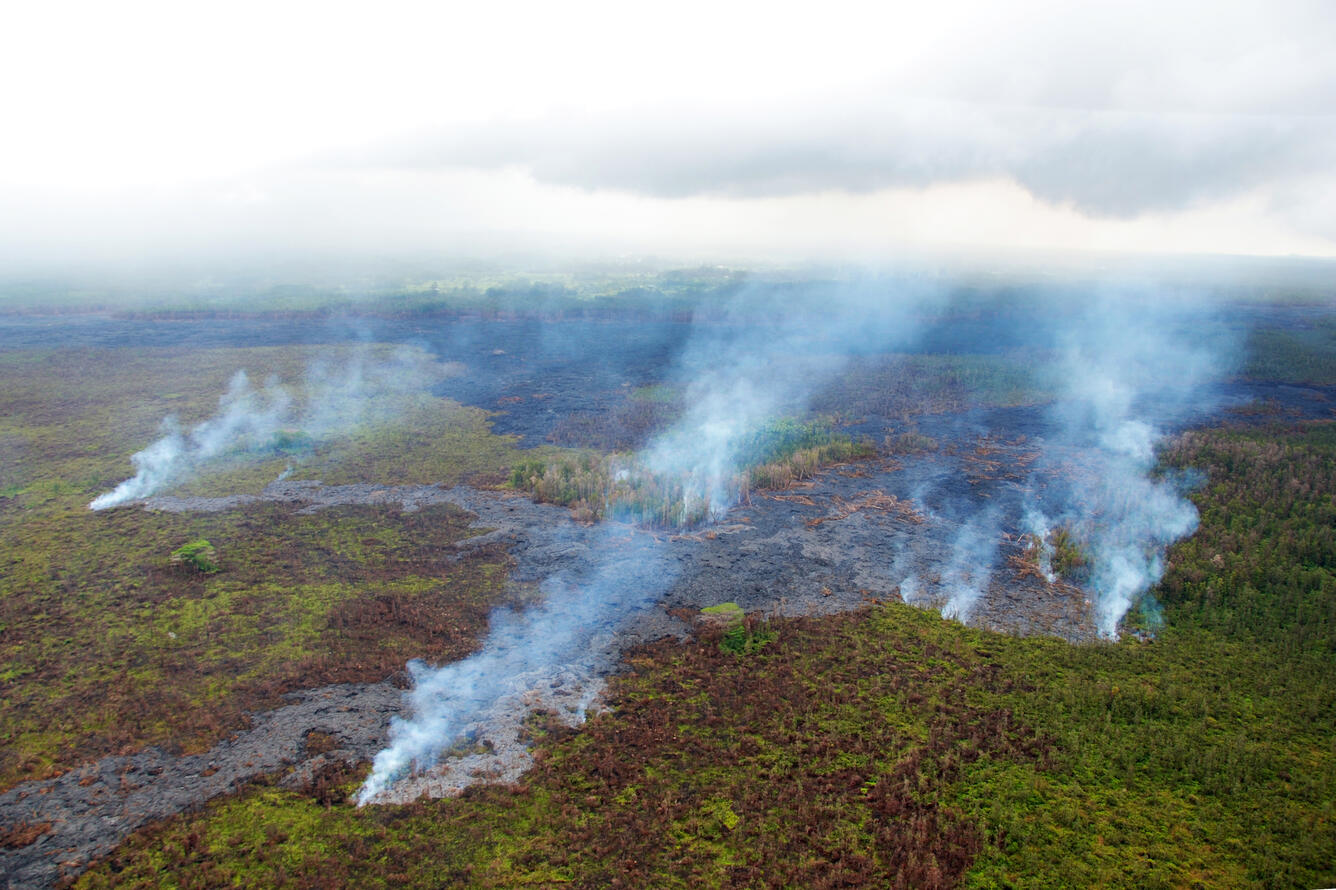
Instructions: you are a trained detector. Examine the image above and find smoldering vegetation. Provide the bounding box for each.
[358,277,1253,801]
[7,268,1336,881]
[89,346,458,510]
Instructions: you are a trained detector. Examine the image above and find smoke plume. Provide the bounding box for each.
[358,520,679,803]
[1023,289,1233,636]
[359,279,933,802]
[90,345,449,510]
[641,278,930,516]
[357,278,1235,801]
[90,371,290,510]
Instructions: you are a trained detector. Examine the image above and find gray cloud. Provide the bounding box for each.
[335,1,1336,220]
[351,99,1335,219]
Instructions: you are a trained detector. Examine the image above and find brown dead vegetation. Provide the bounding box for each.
[806,489,926,528]
[505,609,1053,889]
[0,820,52,849]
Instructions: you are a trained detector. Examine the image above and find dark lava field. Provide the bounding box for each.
[3,301,1335,887]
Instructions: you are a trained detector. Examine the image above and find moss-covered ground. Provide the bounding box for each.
[0,346,526,789]
[74,421,1336,888]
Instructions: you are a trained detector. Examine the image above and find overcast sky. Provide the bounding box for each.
[2,0,1334,271]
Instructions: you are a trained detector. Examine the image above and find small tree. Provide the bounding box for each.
[171,539,219,574]
[1050,526,1089,583]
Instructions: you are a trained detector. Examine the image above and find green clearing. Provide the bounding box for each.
[76,421,1336,888]
[0,346,524,789]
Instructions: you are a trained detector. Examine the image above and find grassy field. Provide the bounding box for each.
[0,345,525,789]
[74,420,1336,889]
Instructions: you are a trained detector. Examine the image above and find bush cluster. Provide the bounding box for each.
[509,419,875,527]
[170,539,219,574]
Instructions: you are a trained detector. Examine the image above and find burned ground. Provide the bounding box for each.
[3,301,1336,888]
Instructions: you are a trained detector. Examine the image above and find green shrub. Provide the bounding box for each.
[700,602,745,627]
[1049,525,1089,583]
[171,539,219,574]
[884,430,939,454]
[719,624,776,655]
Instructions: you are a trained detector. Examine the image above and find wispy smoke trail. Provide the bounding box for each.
[1023,289,1233,636]
[642,278,930,517]
[360,278,1236,801]
[1021,507,1058,582]
[360,279,934,801]
[90,371,290,509]
[90,346,449,510]
[358,522,677,803]
[940,507,1001,621]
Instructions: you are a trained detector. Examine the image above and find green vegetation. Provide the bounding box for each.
[0,346,524,789]
[1046,526,1088,582]
[511,419,875,527]
[7,300,1336,885]
[1037,524,1091,585]
[0,344,518,503]
[1158,423,1336,655]
[699,602,745,625]
[885,429,941,454]
[701,602,775,654]
[1014,523,1092,585]
[75,602,1336,889]
[75,420,1336,888]
[265,430,315,456]
[1243,320,1336,384]
[718,622,775,656]
[170,539,219,574]
[813,352,1052,420]
[0,266,750,318]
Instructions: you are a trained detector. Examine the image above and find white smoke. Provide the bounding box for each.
[940,508,1002,621]
[1078,426,1201,637]
[1021,507,1057,582]
[360,280,934,802]
[358,523,675,804]
[640,375,785,520]
[90,371,290,510]
[640,278,930,518]
[90,346,449,510]
[1023,289,1231,637]
[359,278,1237,802]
